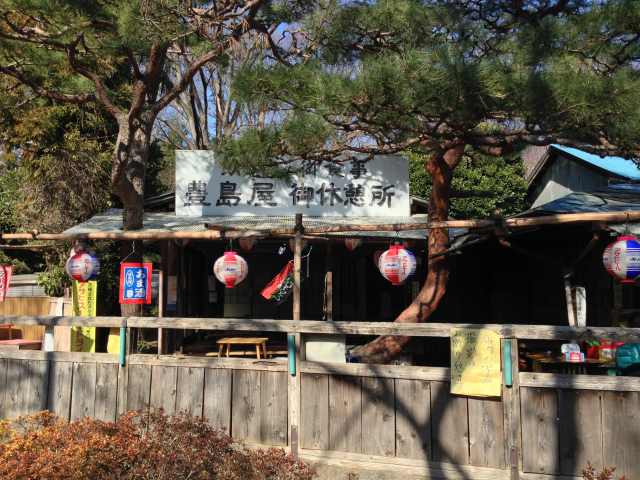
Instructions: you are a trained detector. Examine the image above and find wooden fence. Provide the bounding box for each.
[1,316,640,480]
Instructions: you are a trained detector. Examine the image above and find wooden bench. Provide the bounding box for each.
[216,337,269,359]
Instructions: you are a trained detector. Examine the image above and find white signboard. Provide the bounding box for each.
[175,150,410,217]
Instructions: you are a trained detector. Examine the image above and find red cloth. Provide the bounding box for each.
[261,261,294,300]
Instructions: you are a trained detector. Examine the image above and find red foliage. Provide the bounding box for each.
[0,411,314,480]
[583,462,625,480]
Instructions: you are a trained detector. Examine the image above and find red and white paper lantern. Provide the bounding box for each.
[65,250,100,282]
[378,244,416,286]
[213,251,248,288]
[603,235,640,284]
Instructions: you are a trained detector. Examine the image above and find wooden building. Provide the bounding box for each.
[523,144,640,208]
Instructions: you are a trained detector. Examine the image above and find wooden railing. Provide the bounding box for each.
[0,315,639,480]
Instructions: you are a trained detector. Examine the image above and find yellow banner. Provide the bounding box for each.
[450,328,502,398]
[71,280,97,352]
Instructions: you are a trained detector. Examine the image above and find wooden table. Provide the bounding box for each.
[0,339,41,350]
[0,323,13,340]
[527,353,614,374]
[216,337,269,359]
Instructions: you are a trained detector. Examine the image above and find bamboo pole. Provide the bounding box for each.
[2,208,639,242]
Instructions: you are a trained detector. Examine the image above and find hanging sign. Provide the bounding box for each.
[0,265,13,302]
[450,328,502,398]
[175,151,410,217]
[119,262,152,304]
[71,280,97,352]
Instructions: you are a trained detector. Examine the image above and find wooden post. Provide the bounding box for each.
[502,337,521,480]
[324,242,333,321]
[564,274,577,327]
[157,269,164,356]
[288,213,303,458]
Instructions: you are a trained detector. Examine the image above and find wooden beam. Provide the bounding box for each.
[0,230,223,241]
[4,208,640,242]
[519,372,640,392]
[3,315,640,340]
[300,361,449,381]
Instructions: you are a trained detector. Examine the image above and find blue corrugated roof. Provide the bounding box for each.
[552,145,640,181]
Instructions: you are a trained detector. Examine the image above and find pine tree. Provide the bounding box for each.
[0,0,302,231]
[220,0,640,362]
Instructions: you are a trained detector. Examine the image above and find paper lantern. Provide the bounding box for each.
[66,251,100,282]
[213,251,248,288]
[239,237,257,252]
[344,238,362,251]
[378,244,416,286]
[603,235,640,284]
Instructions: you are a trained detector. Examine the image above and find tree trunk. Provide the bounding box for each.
[112,118,153,231]
[350,145,464,364]
[112,118,153,321]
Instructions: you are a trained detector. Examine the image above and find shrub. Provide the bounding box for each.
[0,411,314,480]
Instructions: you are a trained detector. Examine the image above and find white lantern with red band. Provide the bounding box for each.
[378,244,416,286]
[65,250,100,282]
[213,251,248,288]
[603,235,640,284]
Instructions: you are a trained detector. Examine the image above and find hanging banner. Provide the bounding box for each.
[450,328,502,398]
[0,265,13,302]
[71,280,97,352]
[119,262,152,304]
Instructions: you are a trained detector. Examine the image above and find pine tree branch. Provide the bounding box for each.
[0,64,95,104]
[66,34,124,119]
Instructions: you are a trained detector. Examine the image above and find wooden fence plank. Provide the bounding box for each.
[95,363,118,422]
[602,391,640,479]
[260,371,288,445]
[468,398,505,468]
[149,365,177,415]
[23,360,49,413]
[4,359,26,418]
[301,373,329,450]
[176,367,205,417]
[117,364,128,417]
[203,368,232,434]
[127,364,151,412]
[361,377,395,457]
[395,379,431,461]
[232,369,261,443]
[558,390,603,475]
[520,372,640,392]
[521,387,559,474]
[430,381,469,465]
[70,362,96,421]
[47,361,73,420]
[0,358,7,418]
[6,315,640,342]
[328,375,362,453]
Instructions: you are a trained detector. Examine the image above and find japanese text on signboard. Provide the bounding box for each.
[176,152,410,217]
